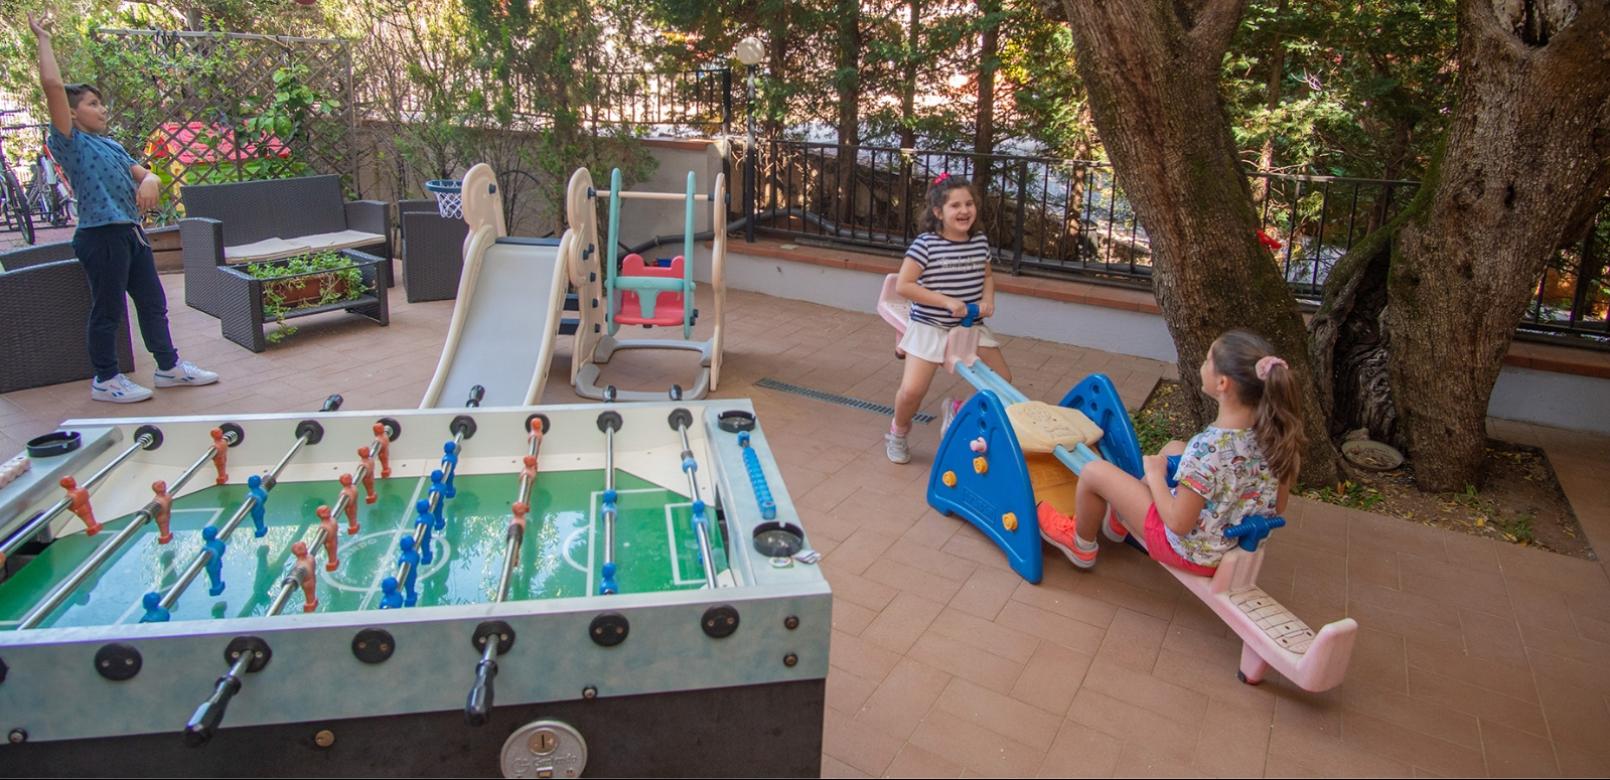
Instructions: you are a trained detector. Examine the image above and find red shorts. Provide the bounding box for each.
[1143,505,1218,577]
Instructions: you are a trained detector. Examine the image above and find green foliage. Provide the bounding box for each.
[1303,480,1386,511]
[246,250,369,343]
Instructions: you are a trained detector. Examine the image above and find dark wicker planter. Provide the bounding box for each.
[216,248,390,352]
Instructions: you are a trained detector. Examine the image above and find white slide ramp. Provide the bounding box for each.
[419,231,569,409]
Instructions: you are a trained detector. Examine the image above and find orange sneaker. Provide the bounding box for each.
[1102,510,1129,543]
[1037,502,1097,569]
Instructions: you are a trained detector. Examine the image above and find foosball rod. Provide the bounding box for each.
[392,385,484,593]
[263,427,391,616]
[669,406,720,589]
[15,427,242,630]
[466,416,546,726]
[599,411,621,595]
[0,427,161,564]
[156,396,347,612]
[952,361,1100,474]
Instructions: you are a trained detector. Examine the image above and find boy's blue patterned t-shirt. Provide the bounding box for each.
[47,126,139,229]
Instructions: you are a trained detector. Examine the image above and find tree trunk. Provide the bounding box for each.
[975,0,1001,218]
[764,5,789,140]
[900,0,921,149]
[834,0,861,225]
[1381,0,1610,491]
[1055,0,1341,486]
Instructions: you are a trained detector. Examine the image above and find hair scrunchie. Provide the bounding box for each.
[933,171,951,185]
[1255,355,1287,381]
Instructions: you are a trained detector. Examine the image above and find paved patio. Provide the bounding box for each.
[3,272,1608,777]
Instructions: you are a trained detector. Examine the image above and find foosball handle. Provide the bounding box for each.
[184,673,242,747]
[1165,454,1181,488]
[466,385,486,408]
[322,394,344,412]
[465,658,499,727]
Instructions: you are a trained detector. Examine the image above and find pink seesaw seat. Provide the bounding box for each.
[1132,527,1358,691]
[877,274,981,372]
[616,254,686,327]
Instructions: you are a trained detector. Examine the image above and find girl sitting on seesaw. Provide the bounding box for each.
[886,174,1013,464]
[1039,329,1303,573]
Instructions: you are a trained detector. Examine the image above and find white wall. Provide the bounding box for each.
[701,247,1610,434]
[611,142,724,254]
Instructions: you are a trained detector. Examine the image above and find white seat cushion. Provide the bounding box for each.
[223,237,313,264]
[298,230,386,253]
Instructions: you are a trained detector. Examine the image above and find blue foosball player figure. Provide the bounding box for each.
[202,526,227,596]
[246,475,269,538]
[378,576,403,609]
[139,591,170,623]
[442,441,459,494]
[398,536,420,607]
[414,498,436,566]
[428,470,448,530]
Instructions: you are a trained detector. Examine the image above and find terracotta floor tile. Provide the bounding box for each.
[1074,572,1179,622]
[900,510,966,550]
[1035,720,1123,778]
[1407,665,1549,738]
[1191,697,1273,777]
[1010,580,1118,629]
[947,567,1022,620]
[885,744,966,779]
[860,591,947,655]
[1479,718,1563,778]
[994,600,1107,656]
[1340,708,1486,777]
[822,706,904,776]
[1081,658,1211,728]
[1066,688,1200,761]
[885,541,978,584]
[906,631,1028,695]
[1112,742,1215,778]
[1151,647,1278,716]
[1268,716,1412,777]
[831,598,879,636]
[1010,640,1092,717]
[822,567,900,612]
[854,657,954,741]
[1093,607,1171,672]
[934,676,1065,751]
[864,557,966,603]
[907,708,1048,778]
[926,607,1041,665]
[827,668,882,715]
[819,754,871,778]
[830,629,905,684]
[821,527,901,577]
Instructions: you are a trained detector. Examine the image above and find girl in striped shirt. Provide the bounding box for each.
[886,174,1013,464]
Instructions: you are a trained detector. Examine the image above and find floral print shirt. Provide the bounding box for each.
[1167,426,1280,567]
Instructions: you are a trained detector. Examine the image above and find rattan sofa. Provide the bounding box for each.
[0,241,134,393]
[180,175,392,319]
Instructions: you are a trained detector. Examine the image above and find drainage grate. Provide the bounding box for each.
[755,378,934,423]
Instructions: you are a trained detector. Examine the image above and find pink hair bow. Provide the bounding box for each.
[933,171,951,185]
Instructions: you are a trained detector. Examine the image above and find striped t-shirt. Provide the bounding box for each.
[905,232,991,327]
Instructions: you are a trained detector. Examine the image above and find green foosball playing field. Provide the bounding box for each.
[0,468,729,630]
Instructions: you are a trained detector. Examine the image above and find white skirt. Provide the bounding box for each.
[899,320,1000,365]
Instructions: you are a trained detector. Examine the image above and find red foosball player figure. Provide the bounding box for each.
[209,428,230,485]
[511,501,530,533]
[61,476,99,536]
[372,423,392,478]
[151,480,174,544]
[291,541,319,612]
[338,473,360,534]
[317,505,340,572]
[520,454,538,486]
[357,446,377,504]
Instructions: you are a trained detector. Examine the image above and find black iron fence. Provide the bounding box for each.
[744,139,1608,346]
[588,69,732,133]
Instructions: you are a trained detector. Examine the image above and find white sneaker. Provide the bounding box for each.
[885,431,911,464]
[153,360,219,388]
[91,374,153,403]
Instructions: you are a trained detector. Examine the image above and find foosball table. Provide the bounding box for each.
[0,397,828,776]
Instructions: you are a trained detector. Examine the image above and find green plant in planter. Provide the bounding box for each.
[245,251,370,343]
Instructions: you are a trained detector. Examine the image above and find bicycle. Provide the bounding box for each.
[24,141,76,228]
[0,111,37,244]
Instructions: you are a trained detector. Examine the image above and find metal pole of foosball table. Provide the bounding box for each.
[0,430,158,564]
[392,386,483,594]
[17,430,235,630]
[263,431,387,616]
[466,421,545,726]
[670,409,720,589]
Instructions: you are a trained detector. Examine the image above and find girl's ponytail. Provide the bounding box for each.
[1212,330,1306,485]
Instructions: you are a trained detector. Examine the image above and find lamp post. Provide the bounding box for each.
[735,36,764,243]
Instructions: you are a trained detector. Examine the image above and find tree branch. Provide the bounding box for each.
[1187,0,1250,61]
